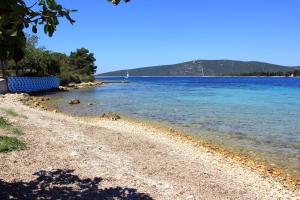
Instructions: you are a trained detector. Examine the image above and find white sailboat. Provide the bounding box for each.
[121,71,130,83]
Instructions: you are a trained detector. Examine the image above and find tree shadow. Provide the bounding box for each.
[0,169,153,200]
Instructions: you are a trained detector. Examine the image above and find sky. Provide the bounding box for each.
[28,0,300,73]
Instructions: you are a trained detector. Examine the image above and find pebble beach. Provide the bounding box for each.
[0,93,299,199]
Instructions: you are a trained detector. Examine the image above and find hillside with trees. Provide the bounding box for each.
[98,60,298,77]
[239,70,300,77]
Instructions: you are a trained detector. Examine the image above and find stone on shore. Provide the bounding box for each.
[101,112,121,121]
[59,86,70,91]
[66,81,103,90]
[69,99,81,105]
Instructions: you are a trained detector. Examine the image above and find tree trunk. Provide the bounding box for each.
[15,61,19,76]
[0,60,6,78]
[0,60,8,93]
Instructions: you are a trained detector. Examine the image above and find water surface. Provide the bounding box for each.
[49,77,300,177]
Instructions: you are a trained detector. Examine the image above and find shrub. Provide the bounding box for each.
[0,136,26,153]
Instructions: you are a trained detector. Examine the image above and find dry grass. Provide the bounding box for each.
[1,108,27,119]
[0,116,23,135]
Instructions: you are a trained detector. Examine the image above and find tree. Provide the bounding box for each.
[58,48,97,86]
[0,0,75,75]
[0,0,130,76]
[69,48,97,76]
[6,34,97,84]
[10,34,61,77]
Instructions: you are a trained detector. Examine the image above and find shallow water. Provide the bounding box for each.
[49,77,300,177]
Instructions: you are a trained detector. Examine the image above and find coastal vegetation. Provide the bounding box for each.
[0,0,128,82]
[0,115,25,153]
[0,116,23,135]
[0,0,76,72]
[5,35,97,85]
[239,70,300,77]
[0,136,26,153]
[99,60,299,77]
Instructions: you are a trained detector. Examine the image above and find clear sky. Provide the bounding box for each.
[30,0,300,73]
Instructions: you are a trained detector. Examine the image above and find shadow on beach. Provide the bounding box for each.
[0,169,153,200]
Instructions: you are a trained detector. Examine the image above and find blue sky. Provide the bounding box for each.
[30,0,300,73]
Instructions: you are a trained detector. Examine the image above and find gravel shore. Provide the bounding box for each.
[0,94,299,199]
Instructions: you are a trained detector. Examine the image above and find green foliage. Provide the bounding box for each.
[69,48,97,76]
[7,35,98,85]
[6,35,61,77]
[108,0,130,5]
[0,0,76,62]
[1,0,125,82]
[1,0,129,65]
[240,70,300,77]
[0,116,23,135]
[285,70,300,77]
[0,136,26,153]
[59,72,81,85]
[57,47,97,85]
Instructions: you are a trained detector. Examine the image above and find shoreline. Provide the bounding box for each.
[26,93,300,192]
[1,93,299,198]
[82,115,300,191]
[96,75,300,78]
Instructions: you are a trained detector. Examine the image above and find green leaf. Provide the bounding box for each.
[10,30,17,37]
[32,26,37,33]
[44,24,48,33]
[24,22,29,28]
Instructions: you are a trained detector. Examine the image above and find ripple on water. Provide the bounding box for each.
[47,77,300,181]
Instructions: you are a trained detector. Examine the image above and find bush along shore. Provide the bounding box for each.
[5,35,97,87]
[0,93,299,199]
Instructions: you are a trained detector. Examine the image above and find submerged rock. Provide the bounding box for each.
[69,99,80,105]
[101,112,121,121]
[59,86,70,92]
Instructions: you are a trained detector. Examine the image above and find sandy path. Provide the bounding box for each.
[0,94,298,199]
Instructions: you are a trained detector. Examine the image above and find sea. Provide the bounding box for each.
[48,77,300,178]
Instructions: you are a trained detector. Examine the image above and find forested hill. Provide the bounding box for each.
[98,60,298,76]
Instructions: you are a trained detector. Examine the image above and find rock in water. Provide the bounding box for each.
[101,112,121,121]
[69,99,80,105]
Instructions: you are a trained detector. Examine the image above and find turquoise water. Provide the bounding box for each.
[49,77,300,176]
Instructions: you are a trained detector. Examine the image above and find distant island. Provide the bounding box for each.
[97,60,300,77]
